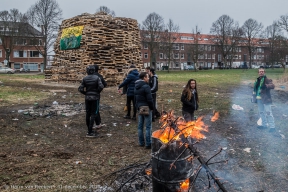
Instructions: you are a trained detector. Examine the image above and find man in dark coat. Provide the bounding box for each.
[146,67,161,121]
[118,65,139,119]
[253,67,275,132]
[78,65,104,137]
[134,72,153,149]
[93,64,107,129]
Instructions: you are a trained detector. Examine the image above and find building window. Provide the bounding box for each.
[181,44,184,50]
[181,54,184,59]
[14,63,21,69]
[14,50,27,58]
[208,54,211,59]
[14,38,26,45]
[174,53,179,59]
[239,55,241,59]
[173,44,179,50]
[144,43,148,49]
[0,39,2,44]
[23,63,38,71]
[30,51,42,58]
[159,53,163,59]
[286,55,288,62]
[0,50,2,57]
[212,46,215,51]
[144,53,148,59]
[207,45,211,51]
[218,54,222,62]
[30,39,42,45]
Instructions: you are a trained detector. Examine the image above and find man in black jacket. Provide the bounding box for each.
[78,65,104,137]
[93,64,107,129]
[146,67,161,121]
[134,72,153,149]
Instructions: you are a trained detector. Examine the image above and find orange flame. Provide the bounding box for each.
[145,168,152,175]
[152,111,210,144]
[179,178,189,191]
[211,111,219,122]
[177,116,208,140]
[152,127,175,144]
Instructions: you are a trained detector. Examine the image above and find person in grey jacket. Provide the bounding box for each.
[78,65,104,137]
[134,72,153,149]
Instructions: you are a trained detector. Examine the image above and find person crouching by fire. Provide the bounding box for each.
[134,72,154,149]
[181,79,199,122]
[78,65,104,137]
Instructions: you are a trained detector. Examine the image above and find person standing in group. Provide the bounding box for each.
[180,79,199,122]
[134,72,154,149]
[78,65,104,137]
[118,65,139,120]
[146,67,161,122]
[253,67,276,132]
[93,64,107,129]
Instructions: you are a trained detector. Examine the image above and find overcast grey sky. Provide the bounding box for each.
[2,0,288,34]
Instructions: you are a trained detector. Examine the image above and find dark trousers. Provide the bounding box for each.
[182,110,194,122]
[152,93,160,118]
[85,100,99,134]
[94,98,101,125]
[126,95,136,117]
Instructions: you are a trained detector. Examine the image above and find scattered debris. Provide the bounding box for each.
[243,148,251,153]
[232,104,244,110]
[75,161,82,164]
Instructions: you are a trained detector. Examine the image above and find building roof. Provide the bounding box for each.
[0,21,43,37]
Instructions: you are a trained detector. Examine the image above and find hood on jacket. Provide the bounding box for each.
[135,79,147,90]
[127,68,138,75]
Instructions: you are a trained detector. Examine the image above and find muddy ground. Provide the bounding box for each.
[0,78,288,192]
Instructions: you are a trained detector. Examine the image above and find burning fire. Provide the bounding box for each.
[179,178,189,192]
[152,110,219,144]
[145,168,152,175]
[211,111,219,122]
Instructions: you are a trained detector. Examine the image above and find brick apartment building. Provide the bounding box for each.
[0,22,44,72]
[140,32,274,70]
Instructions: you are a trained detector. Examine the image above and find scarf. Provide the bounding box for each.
[253,75,265,99]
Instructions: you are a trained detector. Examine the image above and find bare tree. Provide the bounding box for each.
[186,26,204,71]
[241,18,263,68]
[0,9,26,67]
[264,21,284,68]
[159,19,180,71]
[278,14,288,33]
[26,0,62,70]
[96,6,115,17]
[140,12,164,69]
[210,15,242,68]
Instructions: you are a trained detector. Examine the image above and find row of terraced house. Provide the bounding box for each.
[140,32,288,70]
[0,21,286,71]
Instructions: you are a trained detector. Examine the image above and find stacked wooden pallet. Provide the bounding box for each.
[46,12,143,86]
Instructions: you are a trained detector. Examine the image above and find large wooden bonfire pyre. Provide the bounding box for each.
[45,12,143,86]
[98,111,228,192]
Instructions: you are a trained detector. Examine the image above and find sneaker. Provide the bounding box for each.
[269,128,276,133]
[95,124,106,129]
[145,145,151,149]
[124,115,131,119]
[257,125,267,129]
[138,144,145,147]
[86,133,97,138]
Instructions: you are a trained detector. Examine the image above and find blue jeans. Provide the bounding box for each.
[137,110,152,146]
[257,99,275,128]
